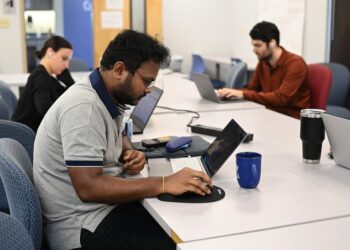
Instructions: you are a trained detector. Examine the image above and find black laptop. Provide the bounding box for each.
[131,86,163,134]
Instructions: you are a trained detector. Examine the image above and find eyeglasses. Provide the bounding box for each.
[134,71,156,88]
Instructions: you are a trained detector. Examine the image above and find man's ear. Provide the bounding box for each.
[269,39,277,48]
[112,61,125,78]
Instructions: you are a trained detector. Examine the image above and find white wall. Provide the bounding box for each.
[163,0,329,73]
[0,0,26,73]
[163,0,233,74]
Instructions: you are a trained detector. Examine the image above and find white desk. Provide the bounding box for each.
[131,108,350,243]
[177,216,350,250]
[0,71,90,96]
[0,71,89,87]
[155,72,264,113]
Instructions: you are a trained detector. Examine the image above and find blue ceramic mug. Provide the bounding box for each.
[236,152,262,188]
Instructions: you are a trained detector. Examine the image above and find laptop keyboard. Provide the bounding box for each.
[170,157,202,173]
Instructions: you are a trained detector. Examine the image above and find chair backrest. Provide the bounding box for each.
[0,138,33,212]
[0,119,35,162]
[0,97,11,120]
[69,58,89,72]
[190,54,206,80]
[307,64,333,109]
[0,80,17,116]
[322,62,350,106]
[0,212,35,250]
[0,156,42,250]
[225,62,248,89]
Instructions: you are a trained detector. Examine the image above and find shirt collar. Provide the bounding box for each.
[262,47,287,70]
[89,68,121,119]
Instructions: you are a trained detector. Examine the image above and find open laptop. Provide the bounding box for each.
[148,119,247,177]
[191,72,240,103]
[130,86,163,134]
[322,113,350,169]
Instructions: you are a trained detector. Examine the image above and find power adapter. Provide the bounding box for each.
[189,124,223,137]
[190,124,254,143]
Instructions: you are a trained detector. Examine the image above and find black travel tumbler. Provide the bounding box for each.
[300,109,326,164]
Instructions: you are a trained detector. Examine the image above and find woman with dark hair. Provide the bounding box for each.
[12,35,75,132]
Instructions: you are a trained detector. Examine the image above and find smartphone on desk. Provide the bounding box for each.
[141,136,173,148]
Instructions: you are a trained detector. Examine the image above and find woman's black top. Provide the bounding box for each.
[12,65,75,132]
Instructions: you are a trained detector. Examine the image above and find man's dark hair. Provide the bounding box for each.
[100,30,170,73]
[249,21,280,46]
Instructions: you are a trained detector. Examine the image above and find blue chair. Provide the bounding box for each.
[0,155,42,250]
[69,58,89,72]
[230,57,242,65]
[0,212,35,250]
[0,119,35,162]
[190,54,206,79]
[0,80,17,116]
[323,63,350,119]
[190,54,225,88]
[0,138,33,212]
[0,97,11,119]
[225,62,248,89]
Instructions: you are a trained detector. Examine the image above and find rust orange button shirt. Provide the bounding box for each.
[243,48,310,118]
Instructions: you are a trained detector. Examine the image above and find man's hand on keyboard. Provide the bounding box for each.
[165,167,212,196]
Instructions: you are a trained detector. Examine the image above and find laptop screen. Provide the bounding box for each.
[201,119,247,177]
[130,86,163,132]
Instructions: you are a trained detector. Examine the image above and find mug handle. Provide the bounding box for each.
[251,163,258,186]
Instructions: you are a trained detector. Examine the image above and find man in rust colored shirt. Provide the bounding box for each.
[218,21,310,118]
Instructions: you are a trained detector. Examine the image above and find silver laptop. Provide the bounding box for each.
[148,119,247,177]
[322,113,350,169]
[191,72,240,103]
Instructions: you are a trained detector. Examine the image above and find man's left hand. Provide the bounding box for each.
[122,150,146,175]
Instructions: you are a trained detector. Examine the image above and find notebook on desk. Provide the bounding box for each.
[322,113,350,169]
[191,72,240,103]
[148,119,247,178]
[130,86,163,134]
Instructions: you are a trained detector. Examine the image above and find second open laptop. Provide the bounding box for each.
[148,119,247,178]
[131,86,163,134]
[322,113,350,169]
[191,72,240,103]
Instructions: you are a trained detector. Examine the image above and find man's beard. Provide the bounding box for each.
[111,75,146,105]
[258,51,272,61]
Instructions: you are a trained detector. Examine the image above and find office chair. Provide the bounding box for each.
[0,212,35,250]
[0,98,11,119]
[225,62,248,89]
[69,58,89,72]
[190,54,226,88]
[0,138,33,212]
[230,57,242,65]
[190,54,206,79]
[0,155,42,250]
[0,119,35,162]
[0,80,17,116]
[307,64,332,110]
[322,63,350,119]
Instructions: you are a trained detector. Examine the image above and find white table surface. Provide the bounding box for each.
[177,216,350,250]
[0,71,90,87]
[131,108,350,243]
[154,72,264,113]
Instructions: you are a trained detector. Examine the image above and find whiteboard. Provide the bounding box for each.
[258,0,305,56]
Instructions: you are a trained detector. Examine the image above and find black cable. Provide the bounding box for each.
[156,105,200,126]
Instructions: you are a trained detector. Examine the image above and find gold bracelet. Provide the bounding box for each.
[162,176,165,194]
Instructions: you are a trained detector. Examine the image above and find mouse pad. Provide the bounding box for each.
[157,185,225,203]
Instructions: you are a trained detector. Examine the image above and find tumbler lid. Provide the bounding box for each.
[300,109,325,118]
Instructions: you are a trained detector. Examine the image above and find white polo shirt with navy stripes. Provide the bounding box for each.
[34,69,126,250]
